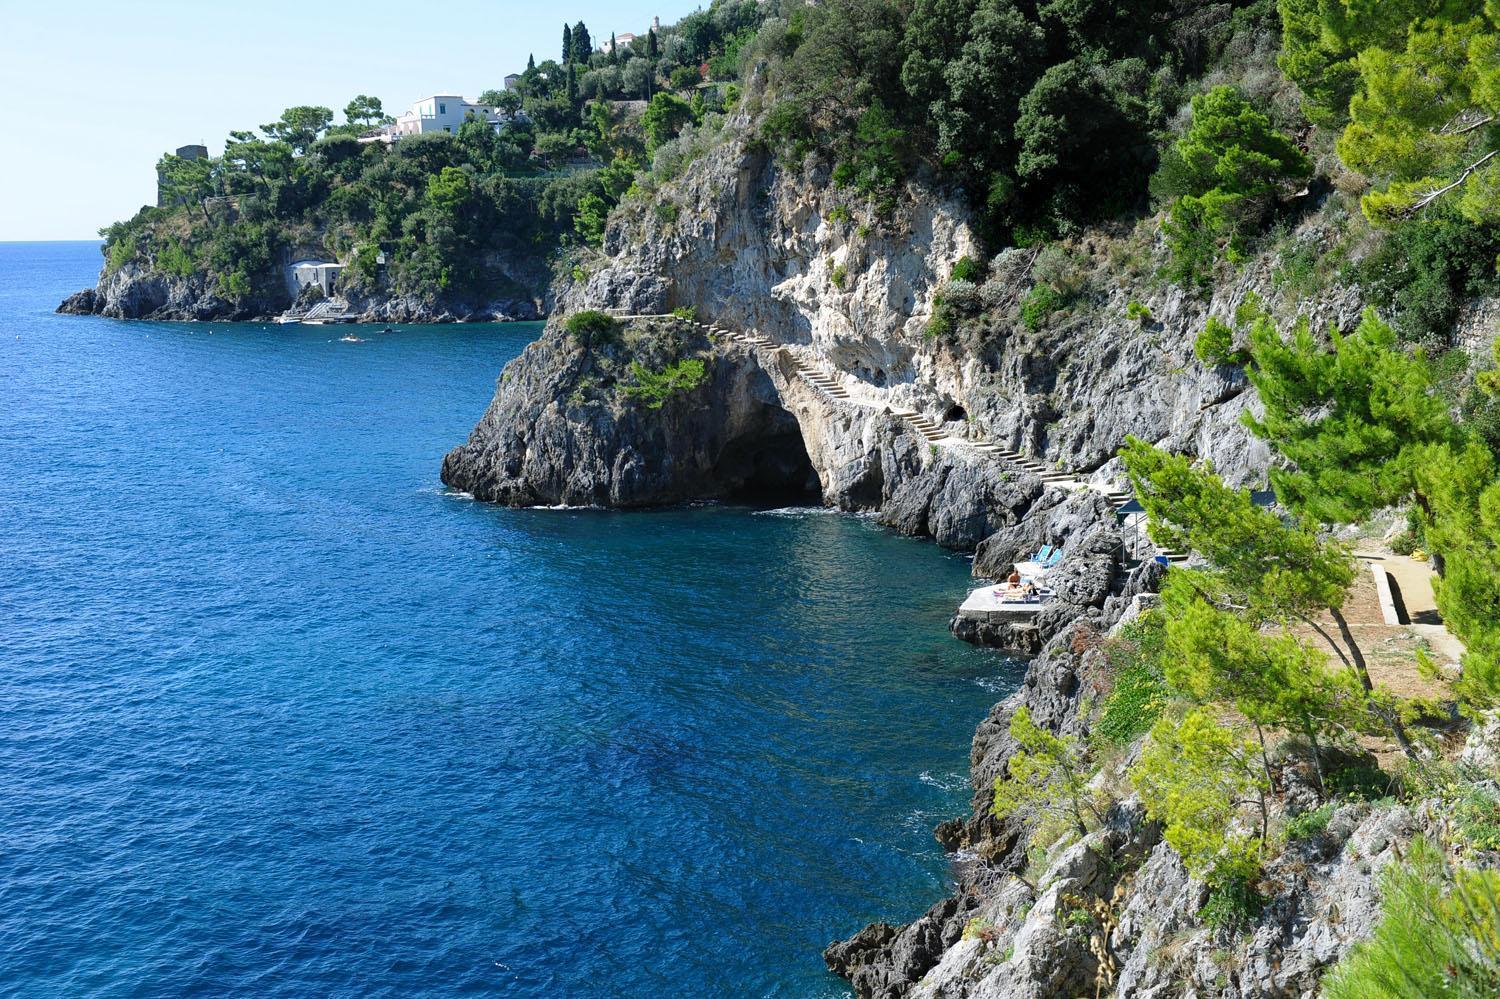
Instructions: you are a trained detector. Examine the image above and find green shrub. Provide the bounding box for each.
[1274,239,1323,297]
[221,271,252,299]
[827,205,851,225]
[653,201,679,226]
[925,292,954,340]
[831,262,849,290]
[950,255,983,283]
[1194,317,1243,366]
[1199,875,1265,931]
[760,98,814,163]
[1321,838,1500,999]
[1125,300,1152,324]
[564,310,618,345]
[623,357,708,408]
[1358,207,1500,346]
[1454,782,1500,852]
[669,65,701,91]
[105,233,139,274]
[155,240,196,278]
[1328,762,1395,802]
[1285,801,1338,840]
[671,306,696,321]
[830,101,908,196]
[1020,283,1067,332]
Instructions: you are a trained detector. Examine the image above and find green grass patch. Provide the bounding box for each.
[1095,613,1169,745]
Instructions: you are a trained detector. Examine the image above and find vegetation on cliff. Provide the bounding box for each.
[89,2,765,313]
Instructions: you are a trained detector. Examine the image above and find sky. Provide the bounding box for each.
[0,0,700,241]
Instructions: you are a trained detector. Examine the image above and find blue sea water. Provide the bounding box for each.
[0,241,1020,998]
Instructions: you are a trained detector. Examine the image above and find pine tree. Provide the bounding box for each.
[1242,307,1457,524]
[991,706,1100,837]
[1121,438,1419,757]
[1160,575,1360,797]
[1131,709,1267,887]
[562,23,573,65]
[1335,8,1500,224]
[527,53,535,73]
[1412,440,1500,705]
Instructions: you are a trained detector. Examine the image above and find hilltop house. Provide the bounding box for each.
[360,95,523,144]
[503,74,522,91]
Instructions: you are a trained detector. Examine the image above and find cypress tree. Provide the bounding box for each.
[572,22,592,64]
[562,24,572,65]
[610,32,618,65]
[647,27,657,59]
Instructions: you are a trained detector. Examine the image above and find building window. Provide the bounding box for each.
[444,126,451,133]
[439,103,446,114]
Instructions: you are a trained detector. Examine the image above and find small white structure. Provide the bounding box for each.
[503,74,522,91]
[290,260,342,297]
[393,95,517,137]
[600,32,637,52]
[361,95,523,144]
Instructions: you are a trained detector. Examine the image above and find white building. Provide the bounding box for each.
[600,32,637,53]
[290,261,342,297]
[361,94,522,143]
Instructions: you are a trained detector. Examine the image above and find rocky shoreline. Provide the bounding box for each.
[56,259,546,324]
[429,101,1455,994]
[439,309,1428,997]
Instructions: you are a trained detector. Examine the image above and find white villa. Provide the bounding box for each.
[290,260,342,297]
[360,94,523,144]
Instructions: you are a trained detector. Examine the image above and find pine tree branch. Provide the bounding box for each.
[1404,149,1499,217]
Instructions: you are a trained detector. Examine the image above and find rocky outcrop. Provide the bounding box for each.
[438,315,1120,566]
[57,252,547,323]
[441,319,821,506]
[57,261,278,321]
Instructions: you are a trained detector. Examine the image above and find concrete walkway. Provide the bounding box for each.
[1377,553,1468,664]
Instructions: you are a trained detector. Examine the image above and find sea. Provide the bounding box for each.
[0,241,1021,997]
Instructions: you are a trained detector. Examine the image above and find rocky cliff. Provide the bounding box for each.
[441,106,1415,998]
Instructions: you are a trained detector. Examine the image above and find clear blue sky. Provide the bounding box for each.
[0,0,699,240]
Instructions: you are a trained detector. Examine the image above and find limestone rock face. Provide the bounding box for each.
[57,261,266,321]
[440,324,817,506]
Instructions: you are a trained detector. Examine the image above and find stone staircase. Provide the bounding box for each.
[891,408,947,444]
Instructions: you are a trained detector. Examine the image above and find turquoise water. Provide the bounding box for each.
[0,242,1018,997]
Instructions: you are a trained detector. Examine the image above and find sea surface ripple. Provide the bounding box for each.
[0,241,1021,997]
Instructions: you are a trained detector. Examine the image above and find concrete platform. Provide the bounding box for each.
[956,584,1055,622]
